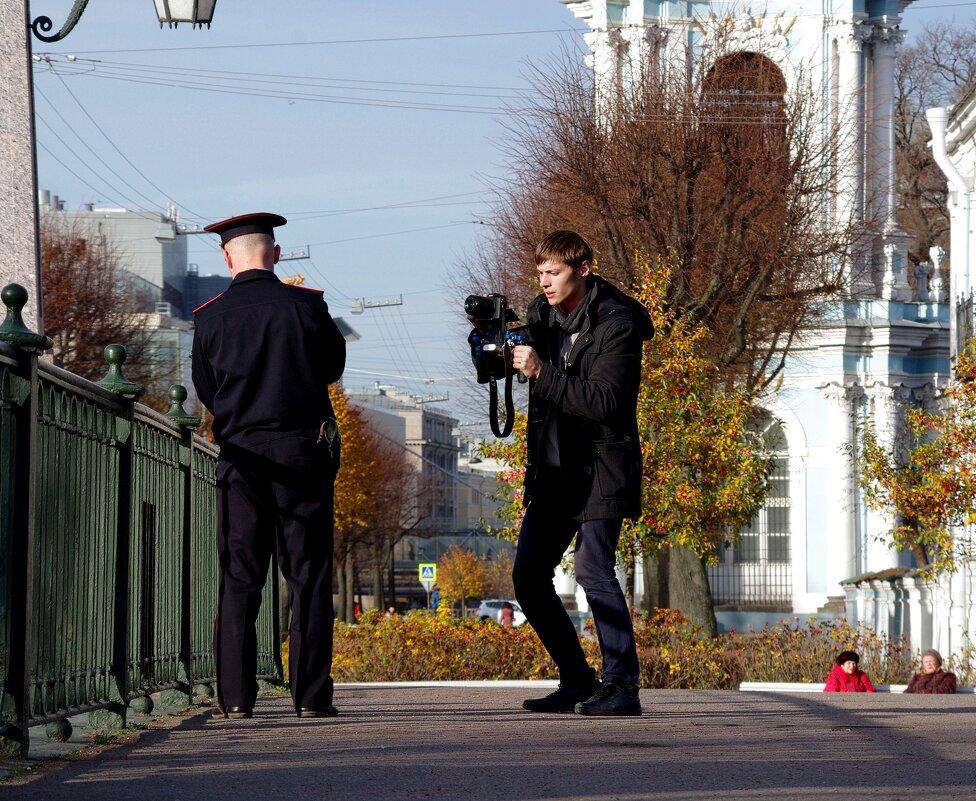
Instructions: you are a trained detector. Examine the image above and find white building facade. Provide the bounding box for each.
[559,1,952,638]
[919,84,976,658]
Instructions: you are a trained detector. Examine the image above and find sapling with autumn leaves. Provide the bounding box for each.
[854,345,976,575]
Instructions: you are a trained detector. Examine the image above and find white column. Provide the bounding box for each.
[870,22,912,301]
[0,0,43,332]
[831,21,868,226]
[830,20,872,295]
[965,558,976,650]
[822,384,861,593]
[946,559,969,655]
[789,457,808,608]
[585,27,627,117]
[869,23,906,232]
[932,573,952,655]
[562,1,622,116]
[861,384,904,571]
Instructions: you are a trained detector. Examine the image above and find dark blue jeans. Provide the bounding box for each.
[512,490,639,690]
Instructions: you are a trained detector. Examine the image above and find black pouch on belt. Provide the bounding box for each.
[316,417,341,471]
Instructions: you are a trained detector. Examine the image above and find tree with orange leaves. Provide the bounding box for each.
[330,384,381,622]
[437,546,487,618]
[629,253,774,634]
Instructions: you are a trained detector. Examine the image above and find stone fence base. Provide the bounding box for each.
[840,564,976,657]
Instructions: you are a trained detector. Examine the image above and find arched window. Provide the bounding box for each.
[707,414,792,609]
[700,51,790,211]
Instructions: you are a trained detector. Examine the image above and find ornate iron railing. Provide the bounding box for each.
[0,285,281,758]
[956,291,974,357]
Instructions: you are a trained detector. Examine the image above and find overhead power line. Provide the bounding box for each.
[49,57,525,99]
[37,62,509,115]
[43,62,212,224]
[35,88,161,212]
[306,222,472,247]
[46,28,584,55]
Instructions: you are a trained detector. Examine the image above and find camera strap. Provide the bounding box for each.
[488,368,516,438]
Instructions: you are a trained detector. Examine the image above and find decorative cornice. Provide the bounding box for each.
[820,382,865,407]
[869,24,907,48]
[830,20,872,51]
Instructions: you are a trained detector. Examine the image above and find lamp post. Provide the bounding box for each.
[32,0,216,41]
[0,0,216,335]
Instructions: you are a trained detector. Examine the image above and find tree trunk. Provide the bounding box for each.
[911,543,930,570]
[667,544,718,637]
[387,546,396,609]
[641,548,670,611]
[344,549,356,623]
[905,521,930,569]
[335,551,347,623]
[371,546,385,611]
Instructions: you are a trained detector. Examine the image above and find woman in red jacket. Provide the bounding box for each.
[904,649,957,694]
[824,650,877,692]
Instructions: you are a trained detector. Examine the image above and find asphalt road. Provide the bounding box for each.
[2,683,974,800]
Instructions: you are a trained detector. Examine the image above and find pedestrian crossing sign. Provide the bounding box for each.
[419,563,436,582]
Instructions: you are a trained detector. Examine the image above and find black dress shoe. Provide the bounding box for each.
[214,703,253,719]
[297,706,339,718]
[574,682,642,716]
[522,681,601,713]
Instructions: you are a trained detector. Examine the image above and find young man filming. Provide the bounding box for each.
[497,230,653,716]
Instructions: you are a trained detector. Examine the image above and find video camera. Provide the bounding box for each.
[465,293,526,438]
[465,293,525,384]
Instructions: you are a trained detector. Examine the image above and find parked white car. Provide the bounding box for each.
[473,599,527,627]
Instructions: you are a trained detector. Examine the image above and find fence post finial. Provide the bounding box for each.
[165,384,201,430]
[97,344,144,398]
[0,284,52,353]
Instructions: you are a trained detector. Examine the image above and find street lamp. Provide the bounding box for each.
[153,0,217,28]
[31,0,216,42]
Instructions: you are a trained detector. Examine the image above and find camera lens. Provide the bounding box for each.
[464,295,495,318]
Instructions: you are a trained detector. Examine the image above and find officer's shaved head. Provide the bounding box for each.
[223,233,279,275]
[226,233,274,255]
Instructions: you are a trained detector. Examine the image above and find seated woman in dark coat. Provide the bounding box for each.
[905,649,957,694]
[824,650,876,692]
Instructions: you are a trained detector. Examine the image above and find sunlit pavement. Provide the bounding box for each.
[2,683,975,800]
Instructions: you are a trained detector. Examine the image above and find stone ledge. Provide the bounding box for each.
[739,681,974,693]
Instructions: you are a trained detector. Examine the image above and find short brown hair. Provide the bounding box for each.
[535,230,593,271]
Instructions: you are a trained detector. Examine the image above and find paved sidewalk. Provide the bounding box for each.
[2,683,974,800]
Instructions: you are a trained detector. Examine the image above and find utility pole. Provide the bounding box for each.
[349,294,402,314]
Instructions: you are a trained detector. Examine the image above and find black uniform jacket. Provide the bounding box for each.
[523,274,653,521]
[191,269,346,451]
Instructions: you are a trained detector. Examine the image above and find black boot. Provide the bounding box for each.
[523,680,601,713]
[574,682,642,716]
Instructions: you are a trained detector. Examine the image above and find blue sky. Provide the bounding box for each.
[32,0,589,434]
[30,0,971,434]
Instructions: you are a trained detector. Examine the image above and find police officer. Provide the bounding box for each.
[191,212,346,719]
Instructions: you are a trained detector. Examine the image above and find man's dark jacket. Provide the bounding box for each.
[191,269,346,451]
[523,274,653,521]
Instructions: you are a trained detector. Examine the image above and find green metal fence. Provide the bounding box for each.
[0,285,281,758]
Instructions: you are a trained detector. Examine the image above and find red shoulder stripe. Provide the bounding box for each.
[293,286,324,295]
[193,292,225,314]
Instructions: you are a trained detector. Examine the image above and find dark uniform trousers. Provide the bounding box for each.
[513,472,640,690]
[215,436,336,711]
